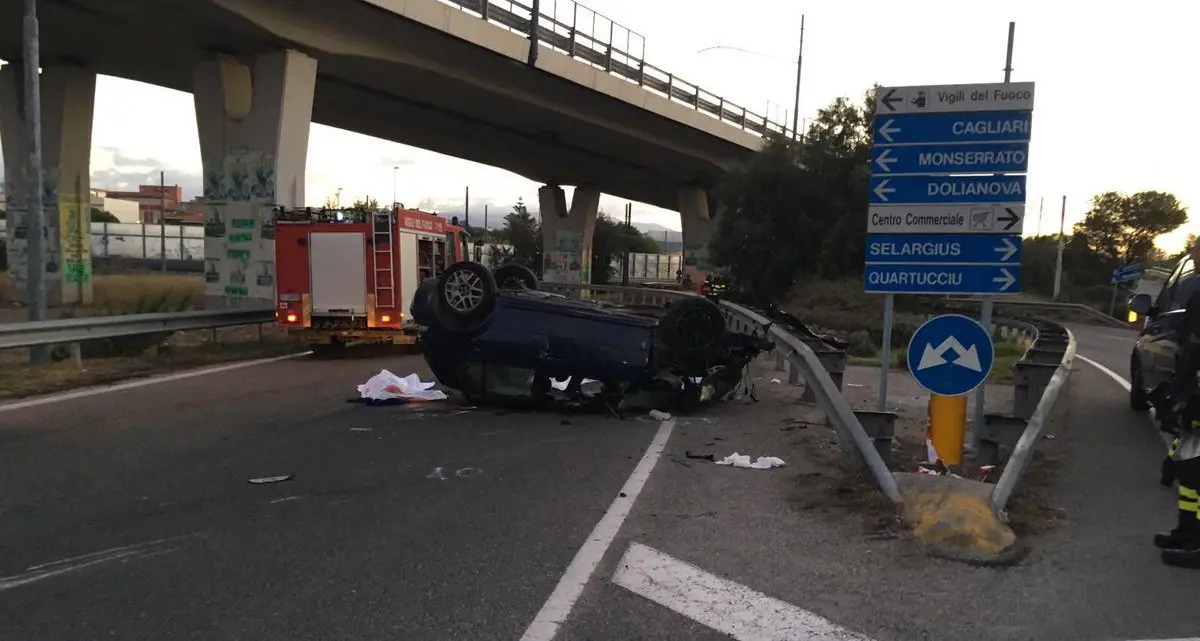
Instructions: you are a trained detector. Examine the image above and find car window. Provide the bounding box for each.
[1162,259,1197,311]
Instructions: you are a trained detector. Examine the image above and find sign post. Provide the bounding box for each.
[1110,261,1143,316]
[907,314,996,466]
[865,74,1035,442]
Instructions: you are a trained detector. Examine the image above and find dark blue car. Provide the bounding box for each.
[409,261,771,409]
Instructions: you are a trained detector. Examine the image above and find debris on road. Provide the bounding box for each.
[770,378,781,384]
[248,475,292,484]
[357,370,448,403]
[714,453,787,470]
[685,450,715,461]
[649,410,672,421]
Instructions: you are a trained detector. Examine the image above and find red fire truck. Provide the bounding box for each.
[274,206,471,348]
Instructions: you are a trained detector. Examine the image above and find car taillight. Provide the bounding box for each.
[286,313,298,323]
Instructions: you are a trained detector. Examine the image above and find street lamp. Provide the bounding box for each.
[335,187,343,208]
[697,15,805,139]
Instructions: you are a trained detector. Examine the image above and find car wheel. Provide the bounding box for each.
[493,263,539,291]
[1131,355,1151,412]
[659,297,726,356]
[436,261,497,322]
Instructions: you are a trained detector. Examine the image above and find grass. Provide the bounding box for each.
[847,337,1028,384]
[0,272,300,399]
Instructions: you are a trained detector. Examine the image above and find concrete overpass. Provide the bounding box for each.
[0,0,779,306]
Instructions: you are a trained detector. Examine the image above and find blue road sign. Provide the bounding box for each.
[870,142,1030,175]
[872,111,1033,146]
[864,264,1021,295]
[870,174,1026,205]
[906,314,995,396]
[865,234,1022,265]
[1112,262,1143,284]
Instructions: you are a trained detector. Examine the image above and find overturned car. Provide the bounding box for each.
[408,261,773,412]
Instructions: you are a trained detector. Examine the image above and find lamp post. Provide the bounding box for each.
[696,15,805,139]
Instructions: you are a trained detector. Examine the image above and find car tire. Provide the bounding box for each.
[435,262,497,331]
[1131,355,1151,412]
[659,296,726,356]
[493,263,539,291]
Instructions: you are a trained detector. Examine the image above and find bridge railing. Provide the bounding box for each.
[438,0,785,138]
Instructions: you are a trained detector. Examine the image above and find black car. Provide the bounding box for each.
[409,261,772,410]
[1128,254,1198,413]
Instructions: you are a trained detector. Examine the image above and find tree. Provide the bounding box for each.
[492,197,541,270]
[90,208,119,223]
[710,87,876,304]
[590,212,660,284]
[352,197,381,211]
[1073,191,1188,265]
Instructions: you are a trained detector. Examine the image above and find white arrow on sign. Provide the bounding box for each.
[878,119,900,143]
[874,148,897,172]
[993,267,1016,291]
[917,337,982,372]
[612,542,878,641]
[873,179,895,202]
[994,237,1018,261]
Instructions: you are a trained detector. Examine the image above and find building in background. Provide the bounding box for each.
[103,184,204,225]
[89,188,142,223]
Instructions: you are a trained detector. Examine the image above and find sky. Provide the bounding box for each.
[0,0,1198,248]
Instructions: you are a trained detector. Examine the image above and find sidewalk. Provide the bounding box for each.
[553,356,1200,641]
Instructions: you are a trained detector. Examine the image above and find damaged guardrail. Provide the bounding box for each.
[989,319,1076,513]
[719,300,902,503]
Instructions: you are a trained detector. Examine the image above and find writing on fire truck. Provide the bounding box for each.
[273,205,471,348]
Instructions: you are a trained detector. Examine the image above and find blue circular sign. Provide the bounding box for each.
[905,314,994,396]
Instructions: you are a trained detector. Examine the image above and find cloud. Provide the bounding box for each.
[90,146,203,199]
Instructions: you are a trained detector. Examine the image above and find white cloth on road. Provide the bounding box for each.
[715,453,786,470]
[357,370,447,402]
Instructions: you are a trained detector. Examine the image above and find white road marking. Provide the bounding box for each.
[0,536,190,591]
[1076,355,1171,446]
[519,418,676,641]
[0,352,311,414]
[612,542,876,641]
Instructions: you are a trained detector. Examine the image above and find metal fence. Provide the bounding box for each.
[436,0,785,137]
[0,220,204,261]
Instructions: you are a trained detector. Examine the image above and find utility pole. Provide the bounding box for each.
[622,202,632,286]
[464,186,470,229]
[790,14,805,140]
[1054,195,1067,300]
[159,171,167,273]
[484,204,489,230]
[1035,196,1044,236]
[23,0,48,364]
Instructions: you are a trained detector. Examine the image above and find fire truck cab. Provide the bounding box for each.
[274,206,470,347]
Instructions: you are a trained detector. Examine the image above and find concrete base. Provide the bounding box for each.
[539,185,599,284]
[896,472,1021,566]
[193,49,316,310]
[0,64,96,305]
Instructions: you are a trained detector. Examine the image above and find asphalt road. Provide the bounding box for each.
[1067,321,1140,376]
[0,353,665,640]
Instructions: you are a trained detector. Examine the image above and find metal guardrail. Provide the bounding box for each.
[0,309,275,350]
[719,300,902,503]
[436,0,785,138]
[990,319,1076,514]
[937,297,1129,328]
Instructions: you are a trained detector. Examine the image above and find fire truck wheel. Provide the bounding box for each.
[659,296,725,357]
[436,261,497,325]
[493,264,539,291]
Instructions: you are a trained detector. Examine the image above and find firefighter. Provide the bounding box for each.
[1156,239,1200,567]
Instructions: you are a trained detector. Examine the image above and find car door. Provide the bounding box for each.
[1142,257,1194,389]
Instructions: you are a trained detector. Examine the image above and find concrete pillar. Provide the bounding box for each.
[679,187,718,280]
[539,185,599,284]
[193,50,317,309]
[0,64,97,306]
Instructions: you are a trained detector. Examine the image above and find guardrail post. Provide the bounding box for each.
[718,97,724,120]
[666,74,674,99]
[693,90,700,109]
[853,410,896,469]
[740,106,747,129]
[798,338,845,402]
[637,60,645,86]
[975,413,1028,466]
[480,0,489,20]
[68,342,83,369]
[1012,362,1059,419]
